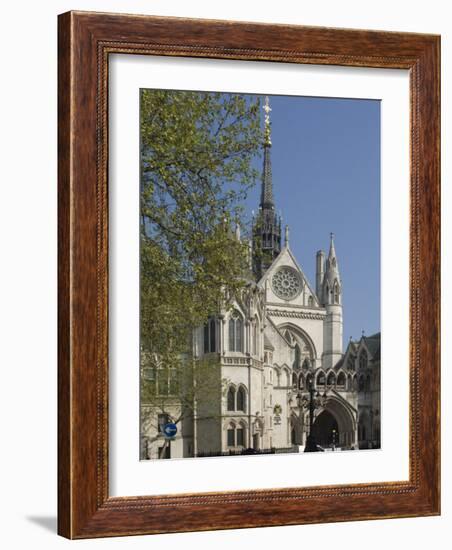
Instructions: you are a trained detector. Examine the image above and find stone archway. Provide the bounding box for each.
[310,395,357,449]
[312,410,338,447]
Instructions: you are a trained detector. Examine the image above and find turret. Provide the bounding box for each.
[322,233,343,369]
[323,233,341,305]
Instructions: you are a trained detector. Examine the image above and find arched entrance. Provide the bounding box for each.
[312,410,338,447]
[305,395,357,449]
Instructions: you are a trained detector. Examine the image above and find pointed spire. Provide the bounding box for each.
[260,96,274,208]
[326,232,339,273]
[329,232,336,259]
[324,232,341,305]
[285,225,290,247]
[252,96,281,280]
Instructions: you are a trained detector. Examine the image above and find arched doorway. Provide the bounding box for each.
[312,410,339,448]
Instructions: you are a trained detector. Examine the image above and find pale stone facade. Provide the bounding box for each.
[140,97,381,459]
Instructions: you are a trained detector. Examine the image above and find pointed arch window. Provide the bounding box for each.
[298,373,304,390]
[203,318,217,353]
[302,358,310,370]
[228,311,243,352]
[294,343,301,369]
[337,371,346,388]
[227,422,236,447]
[227,386,236,411]
[359,350,368,370]
[285,369,291,387]
[292,372,298,389]
[316,372,326,387]
[308,295,314,307]
[236,423,245,447]
[327,372,336,387]
[237,386,247,412]
[226,422,246,448]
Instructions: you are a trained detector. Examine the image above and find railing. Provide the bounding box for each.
[222,356,263,368]
[196,446,298,458]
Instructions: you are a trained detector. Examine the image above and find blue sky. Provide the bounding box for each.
[244,94,381,343]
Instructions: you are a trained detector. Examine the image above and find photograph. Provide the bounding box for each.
[0,0,444,544]
[139,90,381,460]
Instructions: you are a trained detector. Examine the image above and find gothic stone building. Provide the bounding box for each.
[140,98,381,459]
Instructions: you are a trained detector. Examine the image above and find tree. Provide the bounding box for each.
[139,90,263,456]
[140,354,230,458]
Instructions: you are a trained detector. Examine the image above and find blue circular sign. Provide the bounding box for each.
[163,423,177,438]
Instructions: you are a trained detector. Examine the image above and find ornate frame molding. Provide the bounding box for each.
[58,11,440,538]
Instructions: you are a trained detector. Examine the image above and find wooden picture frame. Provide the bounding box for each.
[58,11,440,539]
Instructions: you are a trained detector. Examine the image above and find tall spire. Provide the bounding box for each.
[328,232,336,260]
[323,232,341,305]
[260,96,274,209]
[252,96,281,280]
[326,232,340,278]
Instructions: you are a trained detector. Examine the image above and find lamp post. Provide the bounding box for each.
[297,378,327,452]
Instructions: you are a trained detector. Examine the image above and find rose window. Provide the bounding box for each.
[272,267,302,300]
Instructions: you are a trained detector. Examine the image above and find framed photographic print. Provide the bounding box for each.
[58,11,440,538]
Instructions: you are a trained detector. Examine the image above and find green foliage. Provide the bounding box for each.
[140,90,263,415]
[140,355,229,425]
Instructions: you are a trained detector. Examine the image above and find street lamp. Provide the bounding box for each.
[297,378,327,452]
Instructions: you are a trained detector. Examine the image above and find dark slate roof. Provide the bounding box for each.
[343,340,358,358]
[363,333,381,359]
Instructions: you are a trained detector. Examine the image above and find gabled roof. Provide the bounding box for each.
[257,244,320,306]
[341,340,358,365]
[362,333,381,360]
